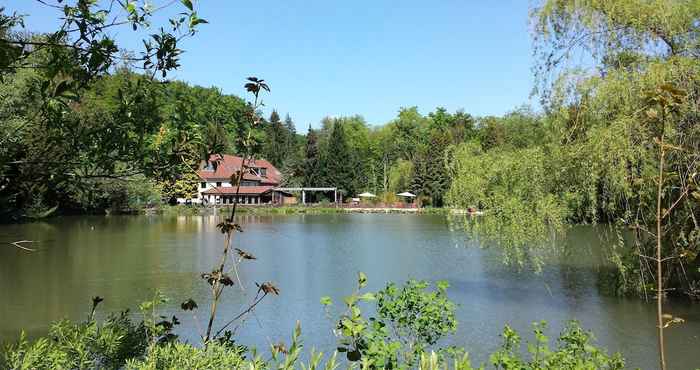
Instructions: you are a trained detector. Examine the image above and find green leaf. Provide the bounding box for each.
[358,292,375,301]
[343,295,357,306]
[181,0,193,11]
[126,2,136,14]
[192,18,208,26]
[358,271,367,288]
[320,296,332,306]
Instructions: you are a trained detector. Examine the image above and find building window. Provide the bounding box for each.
[200,182,206,189]
[241,180,258,186]
[260,168,267,177]
[216,182,222,187]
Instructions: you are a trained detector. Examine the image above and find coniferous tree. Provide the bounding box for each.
[283,114,301,167]
[263,110,287,167]
[303,127,322,187]
[284,114,296,137]
[411,129,451,206]
[323,121,355,196]
[278,115,304,187]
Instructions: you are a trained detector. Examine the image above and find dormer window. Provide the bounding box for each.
[205,161,214,171]
[260,168,267,177]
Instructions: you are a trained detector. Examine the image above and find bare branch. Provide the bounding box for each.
[8,240,37,252]
[213,289,269,339]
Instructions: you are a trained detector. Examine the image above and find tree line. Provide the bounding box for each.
[262,106,543,206]
[0,53,544,218]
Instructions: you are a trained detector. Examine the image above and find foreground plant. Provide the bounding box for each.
[489,321,625,370]
[177,77,280,345]
[3,279,628,369]
[322,273,457,368]
[642,83,691,370]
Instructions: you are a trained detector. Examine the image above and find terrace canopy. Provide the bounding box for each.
[274,187,338,204]
[358,192,376,198]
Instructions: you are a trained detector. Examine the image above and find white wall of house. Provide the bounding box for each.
[196,180,234,200]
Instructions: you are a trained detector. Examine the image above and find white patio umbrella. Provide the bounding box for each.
[396,192,416,198]
[357,192,376,198]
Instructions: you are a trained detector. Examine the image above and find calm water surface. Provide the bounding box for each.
[1,214,698,369]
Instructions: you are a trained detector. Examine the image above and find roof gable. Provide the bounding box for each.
[197,154,281,185]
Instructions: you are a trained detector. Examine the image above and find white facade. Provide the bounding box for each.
[197,180,233,200]
[175,181,233,205]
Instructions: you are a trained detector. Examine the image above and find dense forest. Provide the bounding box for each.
[0,54,541,217]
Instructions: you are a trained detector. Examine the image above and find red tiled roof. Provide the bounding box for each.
[197,154,281,185]
[202,186,275,195]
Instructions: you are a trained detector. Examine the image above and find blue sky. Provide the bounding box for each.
[7,1,536,130]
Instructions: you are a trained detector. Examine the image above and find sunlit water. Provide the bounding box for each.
[1,214,698,369]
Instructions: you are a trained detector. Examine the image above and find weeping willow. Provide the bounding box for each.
[446,0,700,296]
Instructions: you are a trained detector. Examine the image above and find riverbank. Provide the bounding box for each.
[155,205,455,216]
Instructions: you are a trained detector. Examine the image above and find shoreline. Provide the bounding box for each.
[155,205,456,216]
[1,205,480,224]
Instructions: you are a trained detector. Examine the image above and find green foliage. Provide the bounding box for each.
[531,0,700,101]
[262,110,298,168]
[138,291,180,347]
[322,119,357,195]
[0,66,253,219]
[375,280,457,350]
[447,142,568,270]
[489,321,625,370]
[2,283,627,370]
[323,274,457,368]
[388,107,430,162]
[300,127,323,190]
[163,172,198,202]
[387,160,413,194]
[125,342,248,370]
[438,0,700,297]
[0,1,205,81]
[0,0,208,220]
[524,0,700,296]
[3,311,148,369]
[412,128,452,206]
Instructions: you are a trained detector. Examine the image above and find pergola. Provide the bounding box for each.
[274,187,339,204]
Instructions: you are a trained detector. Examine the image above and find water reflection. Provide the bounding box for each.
[0,214,697,369]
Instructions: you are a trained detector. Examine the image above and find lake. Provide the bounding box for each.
[0,214,698,369]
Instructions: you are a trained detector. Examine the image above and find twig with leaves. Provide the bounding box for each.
[179,77,279,345]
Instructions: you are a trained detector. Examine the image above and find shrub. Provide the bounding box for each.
[322,274,458,368]
[3,280,627,370]
[3,311,147,370]
[125,342,248,370]
[490,321,625,370]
